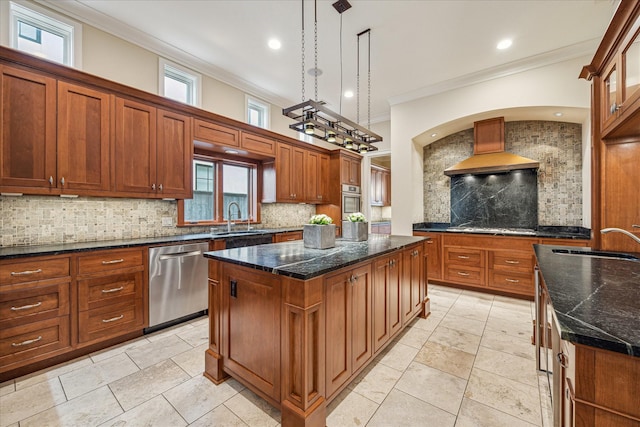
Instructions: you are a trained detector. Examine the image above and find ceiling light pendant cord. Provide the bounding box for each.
[356,32,360,125]
[301,0,305,103]
[314,0,318,102]
[367,29,371,131]
[339,13,343,115]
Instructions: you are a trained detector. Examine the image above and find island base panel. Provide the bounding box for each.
[281,398,327,427]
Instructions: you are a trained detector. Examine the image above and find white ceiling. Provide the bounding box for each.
[43,0,618,129]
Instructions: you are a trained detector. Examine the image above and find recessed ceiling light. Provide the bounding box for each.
[344,90,354,98]
[268,39,281,50]
[497,39,512,50]
[431,133,437,138]
[554,112,563,117]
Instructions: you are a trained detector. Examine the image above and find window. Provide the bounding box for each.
[179,156,258,225]
[159,58,201,107]
[6,1,82,67]
[246,95,270,129]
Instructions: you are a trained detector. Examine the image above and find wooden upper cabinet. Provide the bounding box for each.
[304,150,330,203]
[341,155,361,186]
[114,97,157,195]
[193,119,239,148]
[0,65,57,192]
[240,132,275,156]
[57,81,112,193]
[473,117,504,154]
[275,142,304,202]
[157,109,192,199]
[370,166,390,206]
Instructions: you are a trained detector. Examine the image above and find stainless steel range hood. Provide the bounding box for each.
[444,117,539,176]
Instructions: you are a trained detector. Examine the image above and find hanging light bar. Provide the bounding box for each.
[283,0,382,153]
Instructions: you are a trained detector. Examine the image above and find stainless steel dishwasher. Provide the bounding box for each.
[147,242,209,332]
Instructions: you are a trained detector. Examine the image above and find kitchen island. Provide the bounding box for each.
[203,234,429,427]
[534,244,640,426]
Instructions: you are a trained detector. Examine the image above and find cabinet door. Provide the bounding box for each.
[318,153,330,203]
[114,98,157,194]
[422,234,442,281]
[382,170,391,206]
[275,143,304,202]
[304,150,320,203]
[351,264,372,373]
[57,81,111,193]
[0,65,56,191]
[240,132,275,156]
[402,245,424,324]
[373,255,401,353]
[157,109,192,199]
[325,270,351,397]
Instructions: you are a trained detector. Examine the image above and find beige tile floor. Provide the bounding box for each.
[0,285,554,427]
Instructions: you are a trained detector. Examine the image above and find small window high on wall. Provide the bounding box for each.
[246,95,270,129]
[159,58,201,107]
[6,1,82,67]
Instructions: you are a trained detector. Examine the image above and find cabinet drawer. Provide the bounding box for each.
[193,119,240,147]
[444,248,483,267]
[77,249,144,275]
[489,271,533,294]
[490,251,534,273]
[445,266,483,285]
[241,132,276,156]
[78,271,143,311]
[78,300,143,343]
[0,258,70,285]
[0,316,71,363]
[274,231,302,242]
[1,282,70,327]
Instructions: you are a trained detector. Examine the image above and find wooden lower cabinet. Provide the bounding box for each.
[205,243,429,427]
[274,231,303,242]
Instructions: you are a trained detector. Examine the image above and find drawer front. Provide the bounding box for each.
[240,132,276,156]
[490,251,534,273]
[444,248,483,267]
[1,282,70,326]
[0,258,70,285]
[77,249,144,275]
[274,231,303,242]
[193,119,240,147]
[0,316,71,363]
[445,266,484,286]
[78,300,143,343]
[489,271,533,294]
[78,271,143,311]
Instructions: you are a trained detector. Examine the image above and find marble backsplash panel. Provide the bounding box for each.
[423,121,583,226]
[0,196,314,247]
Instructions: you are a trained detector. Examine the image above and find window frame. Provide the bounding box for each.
[246,95,270,129]
[4,1,82,67]
[159,57,202,107]
[178,154,260,226]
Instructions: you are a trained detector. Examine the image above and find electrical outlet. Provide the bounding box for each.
[161,217,173,227]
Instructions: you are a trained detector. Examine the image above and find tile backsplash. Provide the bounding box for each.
[423,121,583,226]
[0,196,314,247]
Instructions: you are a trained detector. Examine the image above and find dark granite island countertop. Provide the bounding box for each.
[203,234,427,280]
[533,244,640,357]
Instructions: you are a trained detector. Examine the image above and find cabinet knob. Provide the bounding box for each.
[159,184,163,191]
[48,176,54,186]
[152,183,156,190]
[60,177,65,187]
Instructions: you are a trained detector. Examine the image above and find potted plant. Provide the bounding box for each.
[342,212,368,241]
[303,214,336,249]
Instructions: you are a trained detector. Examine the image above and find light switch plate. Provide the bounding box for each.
[161,217,173,227]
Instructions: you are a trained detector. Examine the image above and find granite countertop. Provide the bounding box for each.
[203,234,427,280]
[413,222,590,240]
[534,244,640,357]
[0,228,303,260]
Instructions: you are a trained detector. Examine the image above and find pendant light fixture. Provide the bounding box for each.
[282,0,382,152]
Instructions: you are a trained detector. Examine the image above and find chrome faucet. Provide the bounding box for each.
[600,226,640,245]
[227,202,241,233]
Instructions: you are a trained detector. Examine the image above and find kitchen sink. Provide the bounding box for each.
[552,248,639,261]
[212,230,264,236]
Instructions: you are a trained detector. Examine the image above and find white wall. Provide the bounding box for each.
[390,56,593,235]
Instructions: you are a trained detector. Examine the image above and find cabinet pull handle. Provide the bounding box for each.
[505,278,520,283]
[101,286,124,294]
[60,177,65,186]
[11,269,42,276]
[286,238,296,241]
[11,301,42,311]
[457,271,470,276]
[159,184,163,191]
[427,240,434,244]
[49,176,54,186]
[152,183,156,190]
[101,259,124,265]
[457,255,470,259]
[632,224,639,229]
[102,314,124,323]
[505,260,520,264]
[12,336,43,347]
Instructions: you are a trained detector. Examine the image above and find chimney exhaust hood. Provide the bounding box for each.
[444,117,539,176]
